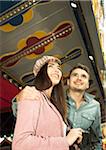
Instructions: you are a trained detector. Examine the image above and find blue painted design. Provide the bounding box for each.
[0,0,49,26]
[0,1,28,26]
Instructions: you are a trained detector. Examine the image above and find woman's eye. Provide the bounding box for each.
[72,73,77,76]
[48,64,53,68]
[58,67,62,71]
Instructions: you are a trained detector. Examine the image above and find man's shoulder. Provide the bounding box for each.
[92,99,100,106]
[85,92,100,106]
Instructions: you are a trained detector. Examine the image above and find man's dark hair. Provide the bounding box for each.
[69,63,90,76]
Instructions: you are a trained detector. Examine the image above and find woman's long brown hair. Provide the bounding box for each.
[33,63,67,122]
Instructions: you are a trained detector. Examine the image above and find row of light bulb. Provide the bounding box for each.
[2,72,22,90]
[0,134,13,143]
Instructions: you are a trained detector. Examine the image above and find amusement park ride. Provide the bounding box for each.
[0,0,105,148]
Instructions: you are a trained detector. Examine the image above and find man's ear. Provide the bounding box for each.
[86,81,90,89]
[89,79,93,87]
[67,78,69,86]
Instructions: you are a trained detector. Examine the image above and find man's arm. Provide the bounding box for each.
[12,97,17,117]
[12,86,39,117]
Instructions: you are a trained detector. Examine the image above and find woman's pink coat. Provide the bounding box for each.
[12,89,69,150]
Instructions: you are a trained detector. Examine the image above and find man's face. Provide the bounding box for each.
[68,68,90,92]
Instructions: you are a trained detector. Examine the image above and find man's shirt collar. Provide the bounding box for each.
[66,91,95,104]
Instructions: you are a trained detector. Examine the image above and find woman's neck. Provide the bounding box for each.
[43,87,53,100]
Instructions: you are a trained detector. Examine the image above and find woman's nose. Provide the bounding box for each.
[55,69,59,73]
[54,68,61,74]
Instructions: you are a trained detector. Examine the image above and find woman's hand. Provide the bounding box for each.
[66,128,83,146]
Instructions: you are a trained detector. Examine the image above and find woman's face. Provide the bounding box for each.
[47,61,62,86]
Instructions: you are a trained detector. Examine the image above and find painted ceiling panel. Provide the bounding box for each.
[0,2,85,82]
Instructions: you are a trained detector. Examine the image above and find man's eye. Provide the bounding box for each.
[82,75,87,78]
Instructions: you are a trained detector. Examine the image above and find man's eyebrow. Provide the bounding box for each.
[71,72,77,75]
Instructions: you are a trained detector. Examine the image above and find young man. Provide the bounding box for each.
[66,63,102,150]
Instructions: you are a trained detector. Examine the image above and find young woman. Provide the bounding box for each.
[12,56,83,150]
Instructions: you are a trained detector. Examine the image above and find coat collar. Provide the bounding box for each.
[41,91,65,136]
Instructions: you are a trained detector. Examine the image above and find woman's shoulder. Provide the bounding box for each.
[17,86,42,101]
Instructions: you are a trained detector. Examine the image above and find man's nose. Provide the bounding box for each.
[77,75,82,80]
